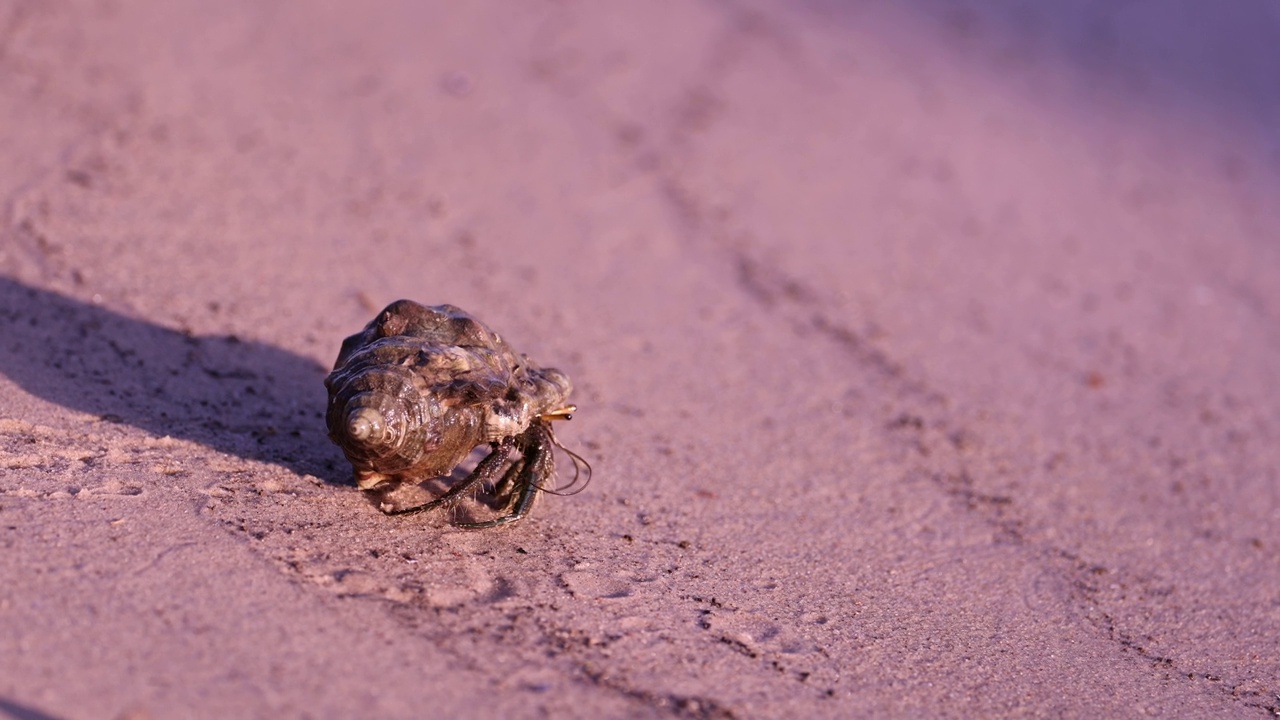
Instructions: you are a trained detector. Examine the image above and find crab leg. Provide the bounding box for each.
[385,437,513,516]
[458,422,554,529]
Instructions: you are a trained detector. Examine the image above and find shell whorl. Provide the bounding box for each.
[344,406,385,445]
[325,350,434,474]
[334,388,411,457]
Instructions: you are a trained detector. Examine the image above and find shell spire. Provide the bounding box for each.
[343,406,386,446]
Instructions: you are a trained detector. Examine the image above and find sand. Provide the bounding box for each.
[1,1,1278,717]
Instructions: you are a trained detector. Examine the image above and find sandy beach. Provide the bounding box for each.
[2,1,1278,717]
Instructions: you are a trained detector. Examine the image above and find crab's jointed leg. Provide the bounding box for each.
[457,421,554,529]
[384,437,514,516]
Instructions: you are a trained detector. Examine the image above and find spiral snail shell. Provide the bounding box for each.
[324,300,584,528]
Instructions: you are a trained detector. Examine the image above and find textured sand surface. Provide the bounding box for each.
[1,1,1278,718]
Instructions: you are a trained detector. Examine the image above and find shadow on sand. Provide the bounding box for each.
[0,696,62,720]
[0,276,345,483]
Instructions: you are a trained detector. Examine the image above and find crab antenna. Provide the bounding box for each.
[540,424,593,496]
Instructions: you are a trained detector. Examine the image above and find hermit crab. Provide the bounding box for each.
[324,301,588,528]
